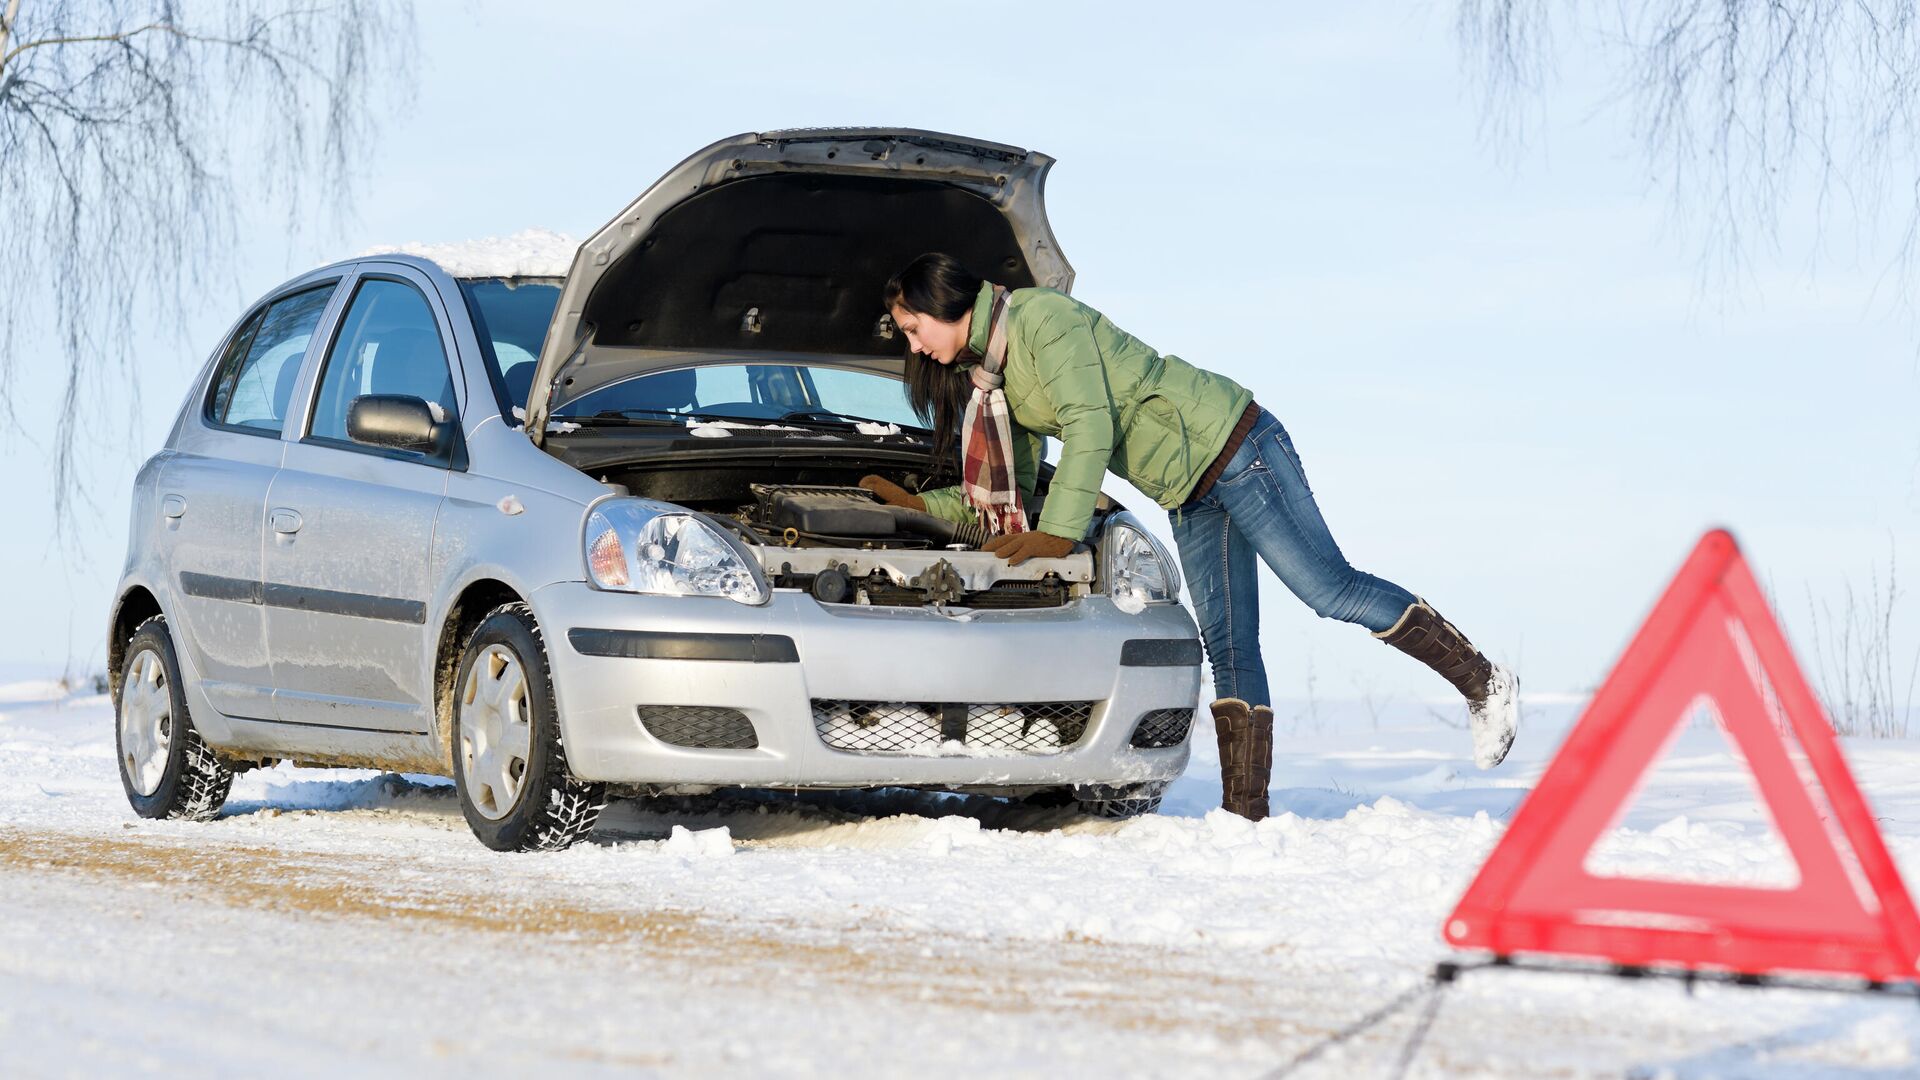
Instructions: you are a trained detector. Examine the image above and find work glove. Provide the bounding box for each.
[983,530,1075,566]
[857,475,926,512]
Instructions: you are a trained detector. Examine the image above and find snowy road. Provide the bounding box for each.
[4,678,1918,1077]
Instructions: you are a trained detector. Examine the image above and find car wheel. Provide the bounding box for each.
[1078,794,1164,819]
[116,615,233,821]
[452,602,606,852]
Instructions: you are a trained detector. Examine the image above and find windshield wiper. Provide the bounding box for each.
[579,408,751,424]
[572,406,927,436]
[779,408,924,431]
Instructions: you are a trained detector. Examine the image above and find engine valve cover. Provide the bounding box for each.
[752,484,897,538]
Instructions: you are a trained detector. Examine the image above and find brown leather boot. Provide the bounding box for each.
[1374,599,1519,768]
[1374,600,1491,703]
[1213,698,1273,821]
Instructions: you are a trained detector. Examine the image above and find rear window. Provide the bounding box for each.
[204,283,337,435]
[459,279,562,415]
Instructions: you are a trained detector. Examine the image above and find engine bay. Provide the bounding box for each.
[589,459,1095,608]
[741,484,1087,608]
[598,458,1015,552]
[741,484,984,549]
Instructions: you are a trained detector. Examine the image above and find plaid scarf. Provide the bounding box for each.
[961,285,1029,536]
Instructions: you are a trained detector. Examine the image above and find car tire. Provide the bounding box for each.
[116,615,233,821]
[1078,794,1164,819]
[452,602,606,852]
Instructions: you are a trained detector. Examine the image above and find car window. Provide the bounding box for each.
[308,277,459,447]
[459,279,561,414]
[556,363,921,427]
[807,367,921,425]
[205,284,336,433]
[694,365,750,405]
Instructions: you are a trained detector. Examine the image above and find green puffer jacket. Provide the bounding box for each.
[919,283,1254,540]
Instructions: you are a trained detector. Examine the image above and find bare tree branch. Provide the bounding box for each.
[1458,1,1920,288]
[3,22,186,68]
[0,0,24,60]
[0,0,414,528]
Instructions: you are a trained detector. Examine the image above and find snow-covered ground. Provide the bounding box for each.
[3,674,1918,1077]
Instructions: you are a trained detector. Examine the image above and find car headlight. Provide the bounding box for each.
[1103,515,1180,613]
[582,498,768,605]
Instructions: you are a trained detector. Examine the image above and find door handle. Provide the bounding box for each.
[269,508,303,535]
[161,494,186,519]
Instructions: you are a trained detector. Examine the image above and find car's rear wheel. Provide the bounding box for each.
[116,615,232,821]
[452,603,605,851]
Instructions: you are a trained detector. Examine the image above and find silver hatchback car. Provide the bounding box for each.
[109,129,1203,850]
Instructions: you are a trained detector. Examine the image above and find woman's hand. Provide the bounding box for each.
[983,531,1075,566]
[858,475,926,512]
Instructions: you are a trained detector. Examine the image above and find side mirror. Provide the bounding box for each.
[347,394,449,454]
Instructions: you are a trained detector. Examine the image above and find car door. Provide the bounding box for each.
[162,281,341,721]
[262,265,463,734]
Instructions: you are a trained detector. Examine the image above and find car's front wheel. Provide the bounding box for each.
[452,603,606,851]
[116,615,232,821]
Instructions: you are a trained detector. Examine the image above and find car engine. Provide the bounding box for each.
[735,484,1083,609]
[740,484,989,550]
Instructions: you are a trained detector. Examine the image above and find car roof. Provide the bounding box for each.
[252,253,568,308]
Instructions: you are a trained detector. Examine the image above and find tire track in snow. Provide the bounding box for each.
[0,823,1318,1049]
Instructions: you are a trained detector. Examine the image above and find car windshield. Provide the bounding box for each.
[553,362,926,430]
[459,279,922,431]
[458,278,563,415]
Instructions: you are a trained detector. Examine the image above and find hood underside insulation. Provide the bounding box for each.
[581,173,1038,357]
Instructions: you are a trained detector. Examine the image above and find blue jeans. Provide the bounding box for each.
[1170,408,1418,708]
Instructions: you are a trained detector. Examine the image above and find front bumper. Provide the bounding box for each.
[530,582,1201,789]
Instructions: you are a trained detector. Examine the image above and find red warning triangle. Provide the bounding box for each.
[1444,529,1920,981]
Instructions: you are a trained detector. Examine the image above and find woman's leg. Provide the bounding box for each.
[1202,410,1519,767]
[1205,413,1416,633]
[1169,499,1268,708]
[1169,499,1273,819]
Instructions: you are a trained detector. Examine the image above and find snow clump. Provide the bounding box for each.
[355,228,577,279]
[661,825,735,859]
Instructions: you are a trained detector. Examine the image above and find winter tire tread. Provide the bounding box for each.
[118,615,233,821]
[1079,794,1164,819]
[453,602,606,852]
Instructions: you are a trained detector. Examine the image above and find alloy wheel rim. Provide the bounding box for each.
[459,644,533,821]
[119,648,172,797]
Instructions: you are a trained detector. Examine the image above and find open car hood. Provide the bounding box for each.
[523,128,1073,442]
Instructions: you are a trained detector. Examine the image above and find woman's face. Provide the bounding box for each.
[891,304,969,366]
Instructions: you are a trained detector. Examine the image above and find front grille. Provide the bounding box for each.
[857,580,1071,610]
[812,700,1093,755]
[638,706,758,750]
[1129,707,1196,749]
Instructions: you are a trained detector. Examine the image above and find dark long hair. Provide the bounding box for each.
[883,253,980,468]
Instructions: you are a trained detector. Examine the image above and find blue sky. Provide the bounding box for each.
[4,1,1915,704]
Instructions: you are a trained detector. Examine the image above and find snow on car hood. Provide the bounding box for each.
[523,129,1075,443]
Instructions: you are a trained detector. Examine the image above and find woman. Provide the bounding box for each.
[859,254,1517,820]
